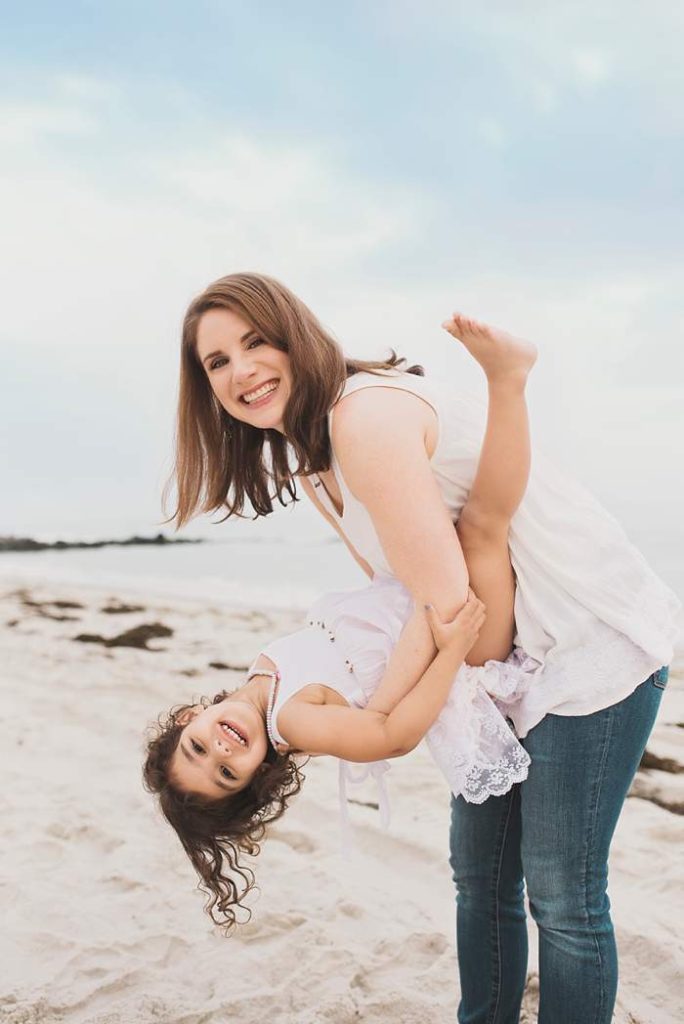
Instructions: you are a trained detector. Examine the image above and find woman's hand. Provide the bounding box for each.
[425,588,486,655]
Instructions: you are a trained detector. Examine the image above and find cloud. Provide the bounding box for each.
[571,48,613,90]
[155,135,432,265]
[0,100,98,145]
[53,73,122,103]
[476,117,508,148]
[527,78,558,114]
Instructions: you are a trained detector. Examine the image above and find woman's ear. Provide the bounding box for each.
[175,704,204,727]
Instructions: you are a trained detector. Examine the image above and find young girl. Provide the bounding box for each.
[144,322,537,928]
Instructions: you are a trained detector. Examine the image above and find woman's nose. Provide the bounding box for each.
[232,351,258,385]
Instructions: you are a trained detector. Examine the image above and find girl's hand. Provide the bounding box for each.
[425,589,486,654]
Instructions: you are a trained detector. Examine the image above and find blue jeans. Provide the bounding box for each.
[449,667,668,1024]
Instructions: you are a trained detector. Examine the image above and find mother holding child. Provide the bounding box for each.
[145,273,680,1024]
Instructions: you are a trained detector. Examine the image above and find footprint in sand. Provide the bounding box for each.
[100,874,146,893]
[239,911,307,944]
[369,931,450,975]
[46,819,125,855]
[337,900,365,919]
[271,829,318,854]
[350,968,370,993]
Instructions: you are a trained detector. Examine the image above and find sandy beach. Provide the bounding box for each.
[1,576,682,1024]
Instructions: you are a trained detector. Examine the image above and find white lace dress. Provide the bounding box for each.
[306,572,538,808]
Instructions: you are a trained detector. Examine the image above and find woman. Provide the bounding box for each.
[168,272,680,1024]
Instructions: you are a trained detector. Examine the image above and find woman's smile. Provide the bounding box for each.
[196,308,292,432]
[240,379,279,407]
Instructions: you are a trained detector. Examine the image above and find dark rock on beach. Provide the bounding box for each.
[21,596,84,611]
[73,622,174,650]
[18,593,83,621]
[100,602,147,615]
[639,748,684,774]
[0,533,202,553]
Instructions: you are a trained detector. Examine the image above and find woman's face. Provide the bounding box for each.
[170,694,269,799]
[196,308,293,432]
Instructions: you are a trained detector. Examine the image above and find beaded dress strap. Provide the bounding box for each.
[247,665,281,749]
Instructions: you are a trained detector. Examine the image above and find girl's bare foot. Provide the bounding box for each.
[441,312,537,385]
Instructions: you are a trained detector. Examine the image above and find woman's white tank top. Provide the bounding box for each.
[310,370,680,736]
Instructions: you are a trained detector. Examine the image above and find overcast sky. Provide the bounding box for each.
[1,2,682,571]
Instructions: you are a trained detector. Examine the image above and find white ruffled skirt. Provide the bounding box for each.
[307,573,540,809]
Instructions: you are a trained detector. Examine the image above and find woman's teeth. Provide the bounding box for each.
[242,381,277,404]
[221,722,247,746]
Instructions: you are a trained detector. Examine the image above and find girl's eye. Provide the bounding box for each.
[191,739,204,755]
[209,357,228,371]
[247,337,264,349]
[220,765,235,780]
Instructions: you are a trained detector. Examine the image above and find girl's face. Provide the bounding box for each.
[196,308,293,433]
[171,693,269,799]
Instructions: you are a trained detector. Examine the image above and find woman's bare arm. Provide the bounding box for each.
[298,388,472,717]
[331,387,470,684]
[365,603,437,714]
[300,466,438,715]
[333,388,470,611]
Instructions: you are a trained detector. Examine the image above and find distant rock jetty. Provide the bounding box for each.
[0,533,202,553]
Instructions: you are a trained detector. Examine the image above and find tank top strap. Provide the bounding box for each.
[331,370,440,426]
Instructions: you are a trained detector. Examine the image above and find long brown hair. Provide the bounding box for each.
[167,272,422,527]
[143,691,306,931]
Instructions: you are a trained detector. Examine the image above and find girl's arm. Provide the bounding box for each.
[277,595,485,762]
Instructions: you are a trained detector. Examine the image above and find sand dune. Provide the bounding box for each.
[1,578,682,1024]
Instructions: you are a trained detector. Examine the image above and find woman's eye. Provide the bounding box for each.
[191,740,204,754]
[248,337,264,349]
[210,357,228,371]
[220,765,234,780]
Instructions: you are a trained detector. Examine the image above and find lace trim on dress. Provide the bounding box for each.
[426,650,537,804]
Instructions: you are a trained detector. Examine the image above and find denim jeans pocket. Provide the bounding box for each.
[651,666,669,690]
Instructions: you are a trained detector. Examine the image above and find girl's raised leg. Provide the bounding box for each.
[442,314,537,665]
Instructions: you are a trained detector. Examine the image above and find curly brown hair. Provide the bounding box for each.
[143,690,306,931]
[166,271,423,527]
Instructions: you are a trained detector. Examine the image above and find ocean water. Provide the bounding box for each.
[0,536,369,613]
[1,521,682,615]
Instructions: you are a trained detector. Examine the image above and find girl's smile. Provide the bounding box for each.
[171,681,272,799]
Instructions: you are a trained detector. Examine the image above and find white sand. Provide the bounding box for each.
[1,576,682,1024]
